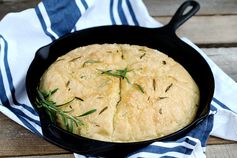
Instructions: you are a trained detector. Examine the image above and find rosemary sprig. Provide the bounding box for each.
[98,67,131,84]
[36,88,84,132]
[82,60,100,67]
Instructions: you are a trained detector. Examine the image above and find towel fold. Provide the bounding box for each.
[0,0,236,157]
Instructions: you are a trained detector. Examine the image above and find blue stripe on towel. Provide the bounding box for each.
[132,145,193,155]
[0,35,39,117]
[187,114,214,147]
[35,5,56,41]
[81,0,89,9]
[126,0,139,26]
[212,97,236,114]
[0,37,41,126]
[42,0,82,37]
[0,71,41,134]
[110,0,116,24]
[117,0,128,25]
[1,37,38,116]
[176,137,197,146]
[210,103,218,112]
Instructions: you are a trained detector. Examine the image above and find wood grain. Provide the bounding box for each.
[202,47,237,81]
[1,0,237,17]
[2,3,237,45]
[208,137,237,145]
[143,0,237,16]
[156,15,237,45]
[0,0,39,20]
[9,154,74,158]
[0,114,70,157]
[206,144,237,158]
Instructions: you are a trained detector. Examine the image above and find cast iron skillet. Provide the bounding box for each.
[26,1,214,157]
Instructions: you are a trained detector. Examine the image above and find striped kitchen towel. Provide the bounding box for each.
[0,0,236,157]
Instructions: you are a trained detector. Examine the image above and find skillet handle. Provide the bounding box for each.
[166,1,200,33]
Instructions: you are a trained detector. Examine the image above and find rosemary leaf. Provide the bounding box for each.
[50,88,58,96]
[82,60,100,67]
[46,110,55,122]
[56,98,75,107]
[99,106,108,115]
[165,83,173,92]
[159,97,168,99]
[153,79,156,91]
[69,119,73,133]
[69,56,81,62]
[78,109,97,117]
[75,97,84,101]
[140,53,146,59]
[134,83,144,93]
[62,115,68,129]
[63,109,74,113]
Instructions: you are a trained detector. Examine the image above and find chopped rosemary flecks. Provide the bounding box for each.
[147,96,150,101]
[69,56,81,62]
[159,108,163,114]
[139,48,146,52]
[153,79,156,91]
[36,88,84,132]
[106,50,112,53]
[75,97,84,101]
[82,60,100,67]
[165,83,173,92]
[98,67,131,84]
[159,96,168,99]
[140,53,146,59]
[99,106,108,115]
[77,109,97,117]
[66,80,70,87]
[121,53,124,59]
[134,83,144,94]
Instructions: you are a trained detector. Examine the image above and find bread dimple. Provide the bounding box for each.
[39,44,200,142]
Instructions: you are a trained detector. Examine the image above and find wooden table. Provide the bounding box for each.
[0,0,237,157]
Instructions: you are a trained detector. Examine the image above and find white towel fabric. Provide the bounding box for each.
[0,0,236,157]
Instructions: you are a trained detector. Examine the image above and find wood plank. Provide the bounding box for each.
[143,0,237,16]
[202,47,237,81]
[0,0,40,20]
[1,2,237,45]
[1,0,237,17]
[206,144,237,158]
[0,47,237,157]
[208,136,237,145]
[156,15,237,45]
[0,113,70,157]
[9,154,74,158]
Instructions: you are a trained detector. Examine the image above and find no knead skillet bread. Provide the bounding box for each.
[39,44,200,142]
